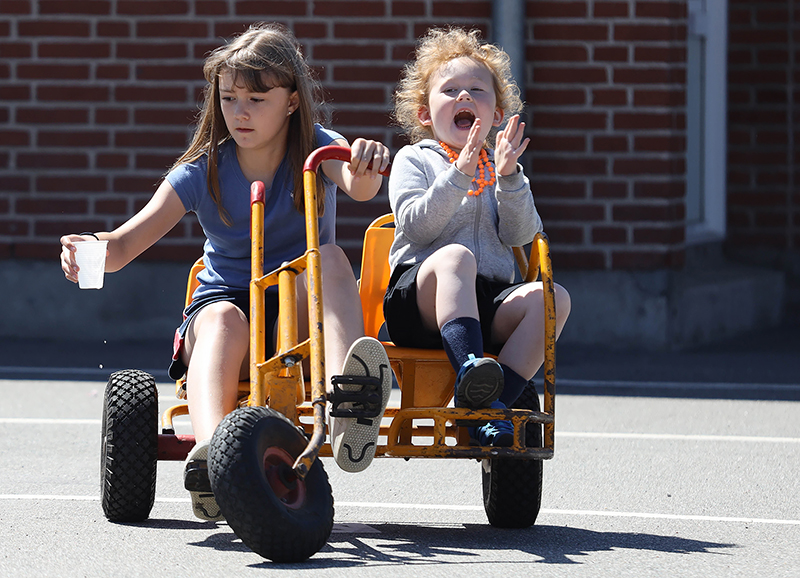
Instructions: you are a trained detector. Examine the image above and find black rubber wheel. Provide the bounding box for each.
[100,369,158,522]
[209,406,334,563]
[482,380,543,528]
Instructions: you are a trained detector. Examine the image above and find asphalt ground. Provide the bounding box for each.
[1,324,799,577]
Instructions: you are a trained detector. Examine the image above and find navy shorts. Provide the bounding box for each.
[168,288,279,380]
[382,262,523,355]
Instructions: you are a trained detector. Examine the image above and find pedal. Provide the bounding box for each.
[328,375,382,418]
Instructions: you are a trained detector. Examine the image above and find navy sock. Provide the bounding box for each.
[440,317,483,370]
[498,364,528,406]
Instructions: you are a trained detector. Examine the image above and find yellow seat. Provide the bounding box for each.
[358,214,554,448]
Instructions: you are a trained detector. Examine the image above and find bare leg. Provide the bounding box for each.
[416,244,479,331]
[181,301,249,441]
[491,282,571,379]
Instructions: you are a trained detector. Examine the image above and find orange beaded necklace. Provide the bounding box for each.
[439,141,496,196]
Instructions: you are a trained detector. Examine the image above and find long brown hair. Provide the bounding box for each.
[171,22,324,224]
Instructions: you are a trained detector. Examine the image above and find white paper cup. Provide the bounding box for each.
[75,240,108,289]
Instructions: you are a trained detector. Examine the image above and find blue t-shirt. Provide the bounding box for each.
[167,124,344,299]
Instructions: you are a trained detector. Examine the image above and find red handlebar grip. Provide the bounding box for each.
[302,145,391,176]
[250,180,266,205]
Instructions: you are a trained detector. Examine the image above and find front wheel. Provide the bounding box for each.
[100,369,158,522]
[482,381,543,528]
[209,406,334,563]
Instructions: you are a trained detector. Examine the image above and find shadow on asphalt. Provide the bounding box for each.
[171,522,736,568]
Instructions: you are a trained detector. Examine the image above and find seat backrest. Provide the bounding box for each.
[358,214,395,340]
[184,257,205,308]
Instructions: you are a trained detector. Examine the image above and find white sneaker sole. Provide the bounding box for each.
[184,440,224,521]
[329,337,391,473]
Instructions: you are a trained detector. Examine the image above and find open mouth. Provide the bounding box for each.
[453,109,475,130]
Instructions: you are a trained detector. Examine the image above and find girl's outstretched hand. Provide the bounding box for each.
[494,114,530,177]
[59,234,95,283]
[348,138,390,179]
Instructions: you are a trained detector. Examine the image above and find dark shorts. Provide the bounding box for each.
[382,262,523,355]
[168,288,279,380]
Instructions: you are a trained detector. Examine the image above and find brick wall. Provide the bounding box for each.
[1,0,689,271]
[727,0,798,260]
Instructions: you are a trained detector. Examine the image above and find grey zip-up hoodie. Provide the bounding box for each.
[388,140,542,283]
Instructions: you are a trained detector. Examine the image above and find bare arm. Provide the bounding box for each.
[60,179,187,283]
[321,137,390,201]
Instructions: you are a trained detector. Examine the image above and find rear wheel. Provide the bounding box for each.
[209,406,334,562]
[100,369,158,522]
[482,381,543,528]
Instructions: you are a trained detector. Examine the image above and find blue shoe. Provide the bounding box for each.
[454,354,504,409]
[469,415,514,447]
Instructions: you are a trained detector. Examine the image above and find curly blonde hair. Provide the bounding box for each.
[393,27,523,145]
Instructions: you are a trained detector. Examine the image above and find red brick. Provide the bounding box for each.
[137,64,203,81]
[547,225,584,244]
[0,1,31,15]
[593,1,629,18]
[16,107,89,124]
[0,84,30,100]
[134,108,197,126]
[312,44,386,61]
[592,226,627,244]
[97,21,131,37]
[96,108,129,124]
[592,181,628,198]
[0,130,29,146]
[95,199,129,215]
[37,130,108,147]
[114,86,188,103]
[614,23,685,42]
[39,1,110,15]
[17,64,90,80]
[0,220,29,236]
[97,154,129,169]
[528,88,586,106]
[634,1,686,19]
[613,202,684,221]
[533,23,609,42]
[16,198,88,214]
[535,65,608,84]
[37,85,109,101]
[196,1,228,15]
[38,42,111,58]
[0,41,32,57]
[612,249,682,269]
[36,176,107,192]
[593,135,628,152]
[112,176,163,193]
[118,43,189,59]
[530,1,588,18]
[96,65,130,80]
[115,131,187,148]
[334,23,407,40]
[19,153,89,169]
[592,88,628,106]
[614,112,680,130]
[17,19,91,38]
[634,135,685,152]
[136,21,209,38]
[432,1,491,18]
[613,157,684,176]
[392,1,425,16]
[613,67,686,85]
[633,225,684,244]
[530,44,588,62]
[533,112,607,130]
[118,1,189,14]
[729,28,788,44]
[333,65,401,83]
[293,22,327,39]
[593,45,629,62]
[530,135,586,152]
[237,1,307,15]
[633,89,685,107]
[529,180,587,199]
[635,45,686,63]
[314,1,385,16]
[536,200,606,221]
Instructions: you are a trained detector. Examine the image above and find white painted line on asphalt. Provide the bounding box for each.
[1,494,798,526]
[558,432,800,444]
[0,418,101,425]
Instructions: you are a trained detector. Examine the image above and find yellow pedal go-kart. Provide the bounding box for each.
[98,145,558,563]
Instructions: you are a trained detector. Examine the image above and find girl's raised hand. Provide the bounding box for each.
[494,114,530,176]
[348,138,391,179]
[454,118,482,178]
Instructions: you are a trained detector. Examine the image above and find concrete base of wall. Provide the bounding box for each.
[0,256,785,351]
